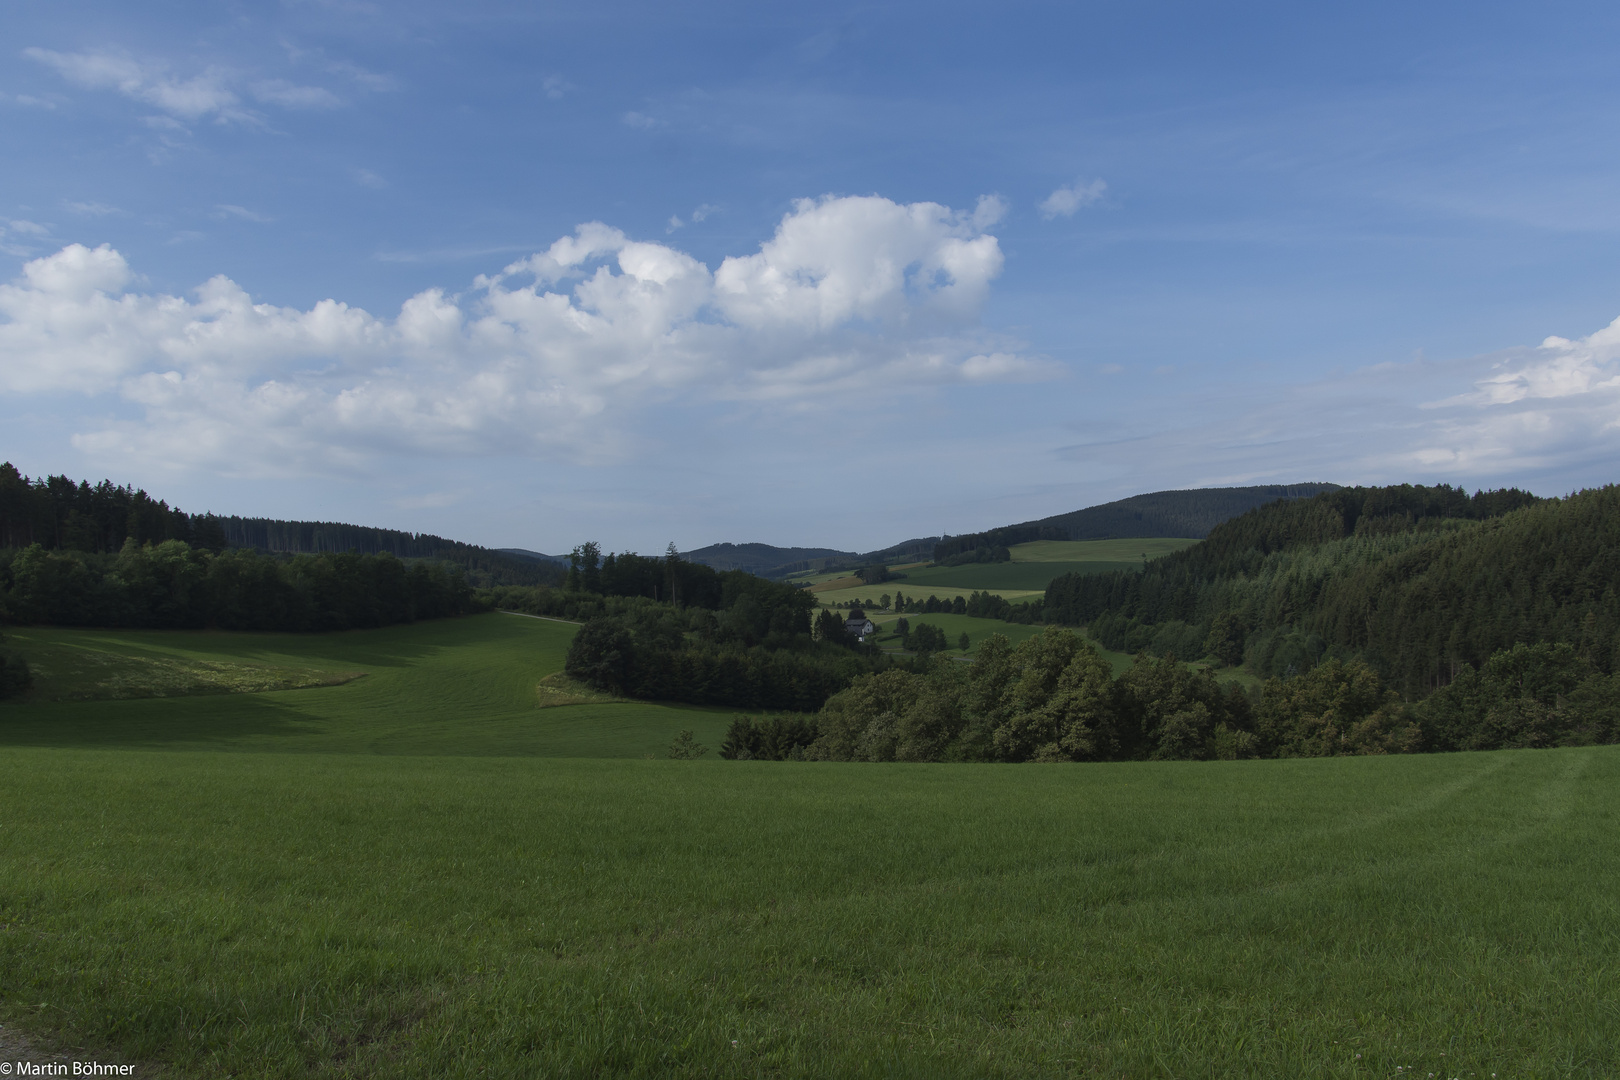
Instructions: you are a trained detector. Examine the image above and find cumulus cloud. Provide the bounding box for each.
[1394,318,1620,475]
[0,195,1045,475]
[25,46,341,124]
[1039,178,1106,219]
[1056,318,1620,495]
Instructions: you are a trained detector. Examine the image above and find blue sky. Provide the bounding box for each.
[4,1,1620,554]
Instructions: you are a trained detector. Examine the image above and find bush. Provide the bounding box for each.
[0,648,31,700]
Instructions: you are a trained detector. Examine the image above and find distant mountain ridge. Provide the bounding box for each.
[1,461,1338,587]
[497,547,569,566]
[679,485,1342,578]
[1019,483,1341,540]
[679,542,855,576]
[931,484,1341,563]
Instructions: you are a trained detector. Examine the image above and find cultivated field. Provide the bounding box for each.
[0,613,1614,1078]
[814,582,1047,608]
[1008,538,1199,563]
[810,538,1200,608]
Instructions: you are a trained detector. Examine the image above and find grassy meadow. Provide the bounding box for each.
[0,615,739,759]
[809,538,1200,609]
[1,611,1615,1077]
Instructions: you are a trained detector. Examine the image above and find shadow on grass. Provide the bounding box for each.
[6,614,524,671]
[0,691,323,750]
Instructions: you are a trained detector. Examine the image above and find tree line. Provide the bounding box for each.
[0,540,477,633]
[0,462,226,554]
[718,627,1619,764]
[490,543,923,712]
[558,593,911,712]
[0,463,563,589]
[219,517,564,588]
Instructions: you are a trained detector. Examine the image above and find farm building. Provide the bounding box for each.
[845,608,877,640]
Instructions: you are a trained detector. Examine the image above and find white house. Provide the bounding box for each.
[845,607,877,641]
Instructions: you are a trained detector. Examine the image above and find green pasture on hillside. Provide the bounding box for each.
[0,614,739,759]
[0,746,1614,1078]
[897,562,1114,592]
[815,582,1046,608]
[1008,537,1199,563]
[848,538,1202,598]
[793,538,1200,603]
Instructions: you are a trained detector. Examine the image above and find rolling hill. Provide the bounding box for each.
[682,485,1340,578]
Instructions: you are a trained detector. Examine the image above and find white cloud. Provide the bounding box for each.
[542,75,573,100]
[668,204,720,233]
[2,91,58,109]
[0,195,1041,476]
[1039,178,1107,219]
[250,80,341,109]
[713,195,1005,331]
[64,201,123,216]
[1055,318,1620,495]
[214,204,273,223]
[621,111,661,130]
[25,46,341,124]
[352,168,388,189]
[1435,323,1620,408]
[0,219,53,257]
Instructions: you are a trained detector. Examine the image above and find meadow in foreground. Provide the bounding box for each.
[0,746,1613,1078]
[0,614,1614,1077]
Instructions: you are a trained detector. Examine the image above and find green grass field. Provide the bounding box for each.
[816,582,1046,608]
[1008,538,1199,563]
[1,613,1615,1077]
[815,538,1203,604]
[0,615,739,759]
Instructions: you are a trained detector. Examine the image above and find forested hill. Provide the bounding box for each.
[688,486,1340,578]
[1042,482,1599,696]
[683,542,856,576]
[1028,484,1343,540]
[219,518,563,587]
[932,484,1339,562]
[0,464,562,588]
[1,462,223,552]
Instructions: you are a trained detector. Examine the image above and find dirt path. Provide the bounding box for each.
[498,610,582,625]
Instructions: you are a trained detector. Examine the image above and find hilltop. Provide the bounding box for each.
[682,484,1339,578]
